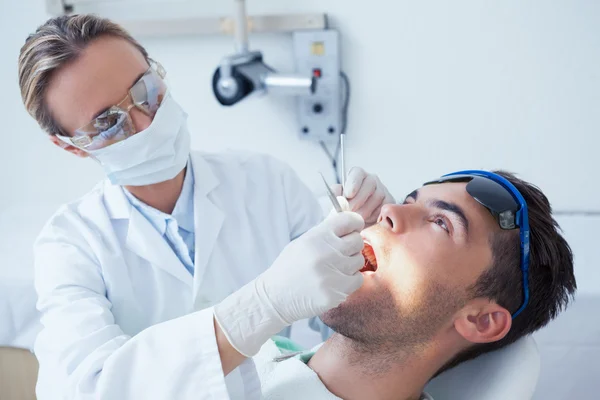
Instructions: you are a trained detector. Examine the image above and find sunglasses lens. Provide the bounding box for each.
[464,177,519,216]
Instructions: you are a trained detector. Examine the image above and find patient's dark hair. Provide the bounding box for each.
[437,171,576,375]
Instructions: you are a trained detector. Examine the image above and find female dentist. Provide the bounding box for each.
[18,14,395,400]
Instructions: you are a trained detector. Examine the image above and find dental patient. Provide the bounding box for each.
[251,170,576,400]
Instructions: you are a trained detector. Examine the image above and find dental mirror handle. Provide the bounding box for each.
[340,133,346,189]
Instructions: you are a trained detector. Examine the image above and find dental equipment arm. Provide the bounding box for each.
[212,0,317,106]
[233,0,249,53]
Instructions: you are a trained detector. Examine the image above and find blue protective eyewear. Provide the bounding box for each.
[424,170,530,318]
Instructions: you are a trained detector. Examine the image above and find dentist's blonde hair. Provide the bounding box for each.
[18,14,149,135]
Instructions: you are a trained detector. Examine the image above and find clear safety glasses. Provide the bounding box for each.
[56,61,168,151]
[424,170,530,319]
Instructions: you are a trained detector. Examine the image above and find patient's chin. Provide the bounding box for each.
[321,280,464,348]
[320,286,400,344]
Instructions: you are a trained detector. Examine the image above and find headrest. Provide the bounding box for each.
[424,336,540,400]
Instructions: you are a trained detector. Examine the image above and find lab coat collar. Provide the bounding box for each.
[189,152,220,196]
[103,180,131,220]
[189,153,225,309]
[171,162,195,233]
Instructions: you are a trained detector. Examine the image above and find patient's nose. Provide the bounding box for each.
[379,204,404,233]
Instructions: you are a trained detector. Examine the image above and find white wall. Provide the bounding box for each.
[1,0,599,213]
[2,0,598,271]
[0,0,598,397]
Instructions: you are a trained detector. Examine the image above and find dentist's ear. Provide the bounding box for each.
[454,300,512,344]
[50,135,89,158]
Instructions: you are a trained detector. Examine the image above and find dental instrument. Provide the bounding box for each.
[340,132,346,188]
[319,172,343,213]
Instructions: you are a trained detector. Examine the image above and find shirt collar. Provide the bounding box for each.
[122,160,195,235]
[122,187,166,235]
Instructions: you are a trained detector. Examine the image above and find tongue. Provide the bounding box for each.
[360,259,376,273]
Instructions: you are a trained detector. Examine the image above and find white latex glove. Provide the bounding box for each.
[333,167,396,225]
[328,196,351,216]
[214,211,365,357]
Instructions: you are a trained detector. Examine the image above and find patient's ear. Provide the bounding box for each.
[454,299,511,344]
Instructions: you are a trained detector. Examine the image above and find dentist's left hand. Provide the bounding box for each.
[333,167,395,225]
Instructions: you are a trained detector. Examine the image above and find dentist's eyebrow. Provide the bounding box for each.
[428,199,470,234]
[403,190,419,204]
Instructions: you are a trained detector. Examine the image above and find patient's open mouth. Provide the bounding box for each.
[360,242,378,273]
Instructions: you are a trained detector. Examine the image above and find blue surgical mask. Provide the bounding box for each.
[88,92,191,186]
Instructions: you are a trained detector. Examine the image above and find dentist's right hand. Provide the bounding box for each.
[214,211,365,364]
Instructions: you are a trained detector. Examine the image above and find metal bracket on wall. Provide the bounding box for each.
[46,1,327,38]
[124,14,328,38]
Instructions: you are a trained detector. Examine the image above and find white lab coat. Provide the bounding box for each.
[33,151,323,400]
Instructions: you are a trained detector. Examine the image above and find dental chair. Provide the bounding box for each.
[424,336,540,400]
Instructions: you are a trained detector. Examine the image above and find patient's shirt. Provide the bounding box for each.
[253,338,433,400]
